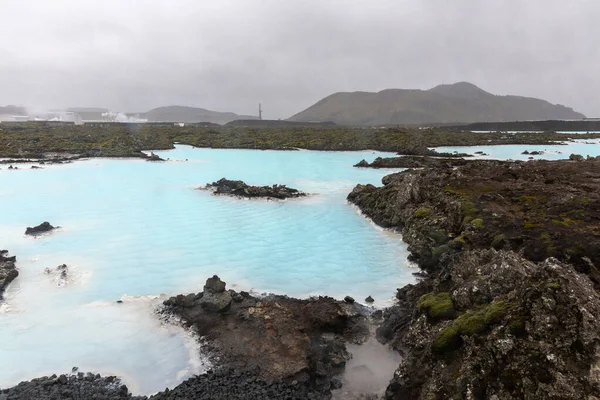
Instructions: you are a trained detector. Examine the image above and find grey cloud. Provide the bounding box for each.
[1,0,599,118]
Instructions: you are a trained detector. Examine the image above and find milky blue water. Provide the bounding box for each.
[0,146,415,394]
[434,138,600,161]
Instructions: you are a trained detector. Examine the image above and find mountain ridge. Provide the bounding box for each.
[288,82,585,125]
[142,105,258,124]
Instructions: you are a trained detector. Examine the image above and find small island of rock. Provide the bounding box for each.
[201,178,307,199]
[25,222,57,236]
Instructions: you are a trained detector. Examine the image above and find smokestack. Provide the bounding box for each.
[259,103,262,120]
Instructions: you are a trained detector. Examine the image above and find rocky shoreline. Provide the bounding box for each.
[201,178,307,199]
[354,156,472,169]
[348,157,600,399]
[1,122,599,159]
[160,276,369,396]
[0,250,18,300]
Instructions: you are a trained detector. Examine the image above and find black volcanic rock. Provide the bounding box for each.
[25,222,56,236]
[202,178,307,199]
[0,373,143,400]
[0,251,18,299]
[161,280,368,396]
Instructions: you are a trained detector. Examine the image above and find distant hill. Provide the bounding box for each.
[225,119,336,127]
[288,82,585,126]
[0,105,27,116]
[144,106,258,124]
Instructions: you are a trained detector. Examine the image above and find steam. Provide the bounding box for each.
[101,111,148,123]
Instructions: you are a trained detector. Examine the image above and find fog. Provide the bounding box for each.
[1,0,598,118]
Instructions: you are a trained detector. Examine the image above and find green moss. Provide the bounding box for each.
[546,282,561,290]
[427,230,449,246]
[524,221,541,230]
[415,207,432,218]
[433,300,514,354]
[483,300,511,325]
[431,244,451,261]
[519,195,546,203]
[462,216,474,225]
[491,234,505,249]
[551,217,581,226]
[470,218,484,229]
[454,311,487,336]
[453,235,466,244]
[540,232,551,241]
[461,201,477,217]
[432,325,461,353]
[572,197,590,205]
[444,185,467,196]
[417,292,457,321]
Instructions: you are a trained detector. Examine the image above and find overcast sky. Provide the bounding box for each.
[1,0,599,118]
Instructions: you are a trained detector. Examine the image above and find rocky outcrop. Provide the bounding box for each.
[383,252,600,400]
[354,156,471,169]
[0,251,18,299]
[146,152,166,162]
[348,159,600,277]
[348,158,600,399]
[0,373,142,400]
[202,178,307,199]
[25,222,57,236]
[161,276,368,396]
[199,275,232,313]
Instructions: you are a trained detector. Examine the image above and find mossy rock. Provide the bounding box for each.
[470,218,485,229]
[454,311,487,336]
[540,232,551,241]
[461,201,477,217]
[524,221,541,230]
[450,234,467,250]
[483,300,511,325]
[491,234,506,250]
[427,229,449,246]
[432,325,461,353]
[415,207,432,218]
[417,292,457,321]
[508,316,527,336]
[431,244,451,261]
[433,300,514,354]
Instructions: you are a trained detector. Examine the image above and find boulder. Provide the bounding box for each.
[200,275,232,313]
[569,153,585,161]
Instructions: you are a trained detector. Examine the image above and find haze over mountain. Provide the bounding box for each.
[288,82,585,126]
[142,106,258,124]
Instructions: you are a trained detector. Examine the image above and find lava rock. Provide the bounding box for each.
[200,275,232,313]
[25,222,56,236]
[202,178,307,200]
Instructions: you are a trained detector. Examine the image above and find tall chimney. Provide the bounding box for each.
[259,103,263,120]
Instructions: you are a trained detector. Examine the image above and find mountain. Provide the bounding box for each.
[288,82,585,126]
[143,106,258,124]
